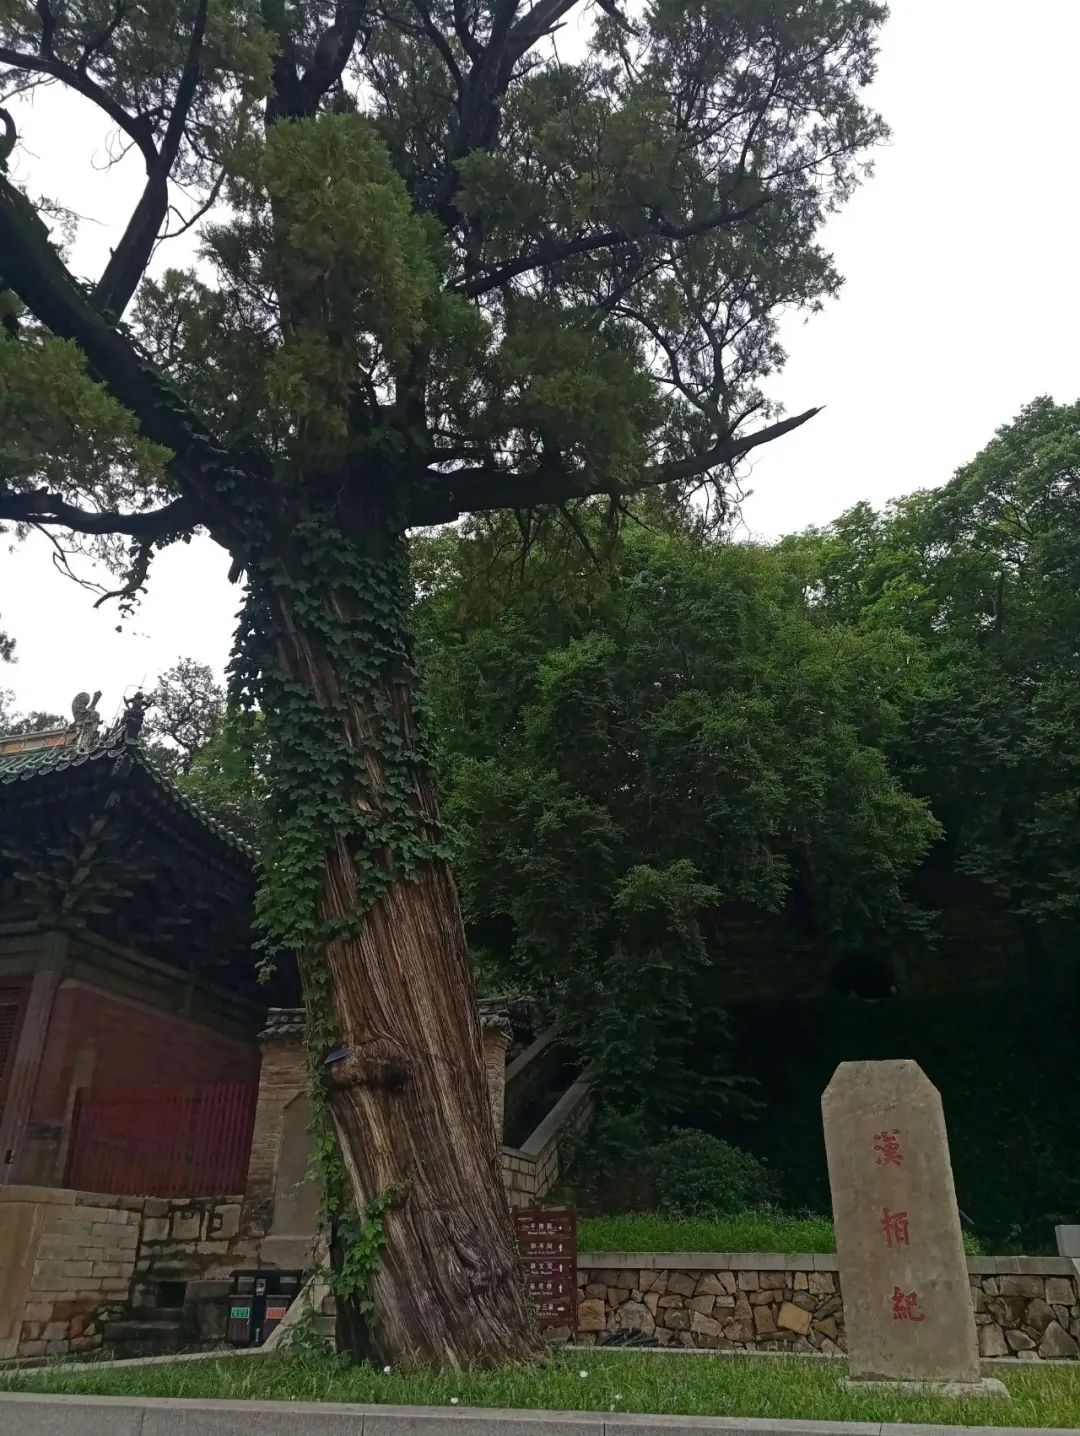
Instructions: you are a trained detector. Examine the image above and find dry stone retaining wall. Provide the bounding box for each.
[575,1253,1080,1361]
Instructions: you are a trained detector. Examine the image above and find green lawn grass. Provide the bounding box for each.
[577,1211,982,1256]
[2,1350,1077,1427]
[577,1211,837,1254]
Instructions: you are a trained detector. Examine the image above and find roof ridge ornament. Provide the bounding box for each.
[121,689,149,741]
[71,689,102,751]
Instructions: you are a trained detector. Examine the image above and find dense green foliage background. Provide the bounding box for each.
[413,396,1080,1250]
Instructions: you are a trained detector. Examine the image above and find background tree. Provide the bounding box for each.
[177,706,270,848]
[414,508,938,1132]
[788,398,1080,962]
[0,0,886,1364]
[143,657,226,774]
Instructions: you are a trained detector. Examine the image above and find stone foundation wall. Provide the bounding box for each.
[0,1186,254,1363]
[0,1187,137,1360]
[575,1253,1080,1360]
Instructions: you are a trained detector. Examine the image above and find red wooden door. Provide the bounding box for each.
[64,1082,258,1197]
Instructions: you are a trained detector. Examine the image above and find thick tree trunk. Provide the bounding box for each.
[257,509,540,1369]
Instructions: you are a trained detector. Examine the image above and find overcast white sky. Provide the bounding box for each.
[3,0,1080,722]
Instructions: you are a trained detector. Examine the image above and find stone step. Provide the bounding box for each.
[102,1318,183,1357]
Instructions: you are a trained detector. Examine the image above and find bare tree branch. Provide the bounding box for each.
[408,406,820,524]
[93,0,208,317]
[454,192,775,297]
[35,0,57,57]
[0,44,156,166]
[0,488,202,537]
[505,0,578,55]
[302,0,370,106]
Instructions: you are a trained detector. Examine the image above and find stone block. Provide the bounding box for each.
[748,1290,774,1306]
[29,1275,78,1292]
[44,1339,69,1356]
[576,1299,605,1332]
[616,1300,654,1335]
[144,1198,169,1217]
[1005,1328,1036,1351]
[1039,1320,1080,1359]
[1026,1297,1055,1333]
[170,1209,203,1241]
[61,1257,96,1280]
[988,1295,1028,1328]
[17,1340,47,1357]
[142,1218,170,1242]
[667,1271,697,1297]
[978,1323,1008,1357]
[813,1315,839,1340]
[732,1294,753,1323]
[690,1311,722,1339]
[607,1288,630,1307]
[583,1284,605,1300]
[1047,1277,1076,1306]
[207,1203,241,1240]
[753,1305,776,1335]
[22,1303,53,1323]
[663,1307,691,1331]
[759,1271,785,1289]
[807,1271,834,1295]
[793,1272,809,1291]
[777,1301,812,1335]
[736,1270,759,1291]
[998,1275,1044,1298]
[687,1295,714,1316]
[591,1269,626,1288]
[644,1292,659,1317]
[656,1295,682,1308]
[721,1319,753,1343]
[695,1272,735,1296]
[41,1321,69,1340]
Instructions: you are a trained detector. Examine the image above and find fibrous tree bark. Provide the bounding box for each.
[0,0,887,1367]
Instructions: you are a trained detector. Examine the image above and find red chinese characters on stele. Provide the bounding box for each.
[873,1129,903,1166]
[891,1286,925,1322]
[876,1127,925,1323]
[880,1206,909,1248]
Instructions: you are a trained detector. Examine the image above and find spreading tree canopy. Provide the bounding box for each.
[414,510,937,1126]
[0,0,886,1365]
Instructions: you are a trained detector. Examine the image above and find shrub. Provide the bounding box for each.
[651,1128,773,1218]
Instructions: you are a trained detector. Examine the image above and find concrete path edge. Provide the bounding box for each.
[0,1391,1074,1436]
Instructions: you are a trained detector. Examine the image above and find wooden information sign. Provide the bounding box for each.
[513,1204,578,1334]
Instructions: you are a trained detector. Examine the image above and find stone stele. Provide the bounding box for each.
[822,1059,1005,1396]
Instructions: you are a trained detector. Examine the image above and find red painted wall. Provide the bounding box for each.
[33,982,259,1124]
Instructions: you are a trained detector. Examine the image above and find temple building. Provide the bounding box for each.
[0,691,286,1191]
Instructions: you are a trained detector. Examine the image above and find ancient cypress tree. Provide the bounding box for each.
[0,0,886,1366]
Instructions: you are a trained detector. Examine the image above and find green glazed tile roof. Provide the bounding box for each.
[0,723,254,863]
